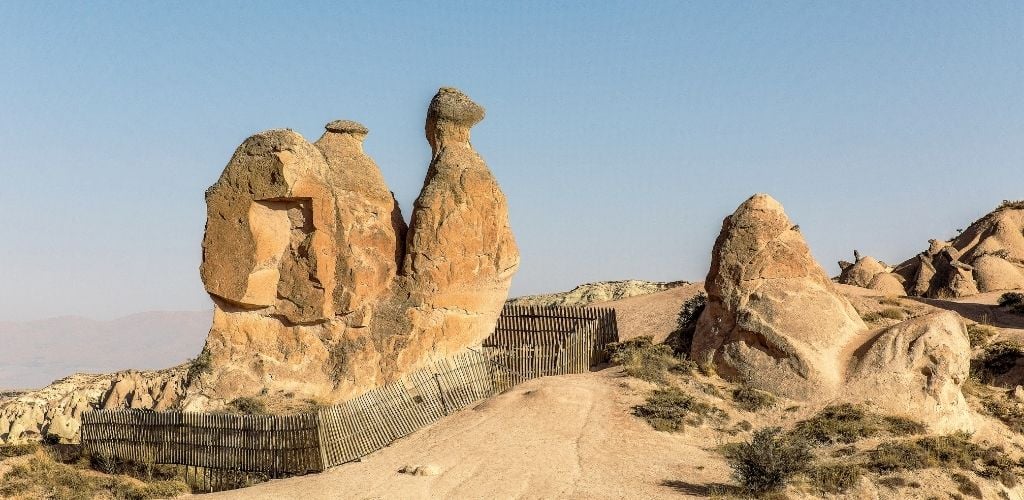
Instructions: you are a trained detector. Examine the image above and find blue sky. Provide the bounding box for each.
[0,2,1021,321]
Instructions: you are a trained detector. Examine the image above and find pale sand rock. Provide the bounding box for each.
[894,203,1024,298]
[692,194,866,401]
[587,282,706,343]
[191,87,519,409]
[692,194,971,431]
[0,366,184,444]
[508,280,688,308]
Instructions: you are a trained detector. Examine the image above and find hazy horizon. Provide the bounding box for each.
[1,2,1021,322]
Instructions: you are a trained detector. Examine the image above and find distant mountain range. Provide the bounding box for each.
[0,311,211,391]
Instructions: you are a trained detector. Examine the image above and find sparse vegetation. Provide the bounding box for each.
[967,323,998,348]
[186,348,213,383]
[972,341,1024,383]
[878,297,902,307]
[867,432,982,473]
[227,396,266,415]
[980,396,1024,434]
[724,427,811,494]
[807,462,862,494]
[791,404,925,445]
[999,199,1024,210]
[731,385,776,412]
[950,472,983,499]
[0,451,188,500]
[0,442,40,459]
[860,307,905,322]
[633,386,725,432]
[607,336,693,383]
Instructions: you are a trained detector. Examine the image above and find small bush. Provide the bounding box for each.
[808,462,861,494]
[607,336,684,383]
[227,396,266,415]
[724,427,811,494]
[877,476,920,489]
[967,324,998,348]
[633,387,725,432]
[666,292,706,354]
[186,349,213,383]
[999,292,1024,313]
[868,432,981,473]
[878,307,904,320]
[977,445,1019,486]
[731,386,776,412]
[791,404,925,445]
[972,341,1024,383]
[950,472,983,499]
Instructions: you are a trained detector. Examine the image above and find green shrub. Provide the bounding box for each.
[731,386,776,412]
[791,404,925,445]
[950,472,983,499]
[807,462,861,494]
[607,336,685,383]
[967,324,998,348]
[724,427,811,494]
[633,387,725,432]
[227,396,266,415]
[972,341,1024,383]
[666,292,706,354]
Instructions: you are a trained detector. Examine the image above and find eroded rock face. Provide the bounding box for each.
[691,194,973,431]
[846,311,972,432]
[0,367,184,444]
[894,204,1024,298]
[190,87,519,408]
[837,253,905,296]
[691,194,866,400]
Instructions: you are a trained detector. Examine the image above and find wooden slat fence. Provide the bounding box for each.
[80,305,618,492]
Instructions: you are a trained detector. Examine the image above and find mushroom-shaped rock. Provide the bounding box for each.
[692,194,866,400]
[846,311,972,433]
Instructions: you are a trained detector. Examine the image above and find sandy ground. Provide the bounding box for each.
[206,368,731,500]
[590,282,705,343]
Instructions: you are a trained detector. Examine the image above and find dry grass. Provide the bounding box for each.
[0,451,188,500]
[0,443,40,459]
[967,324,999,349]
[807,462,862,494]
[790,404,926,445]
[866,432,994,474]
[972,341,1024,383]
[607,336,694,383]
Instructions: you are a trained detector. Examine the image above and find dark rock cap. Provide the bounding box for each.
[427,87,485,127]
[325,120,369,135]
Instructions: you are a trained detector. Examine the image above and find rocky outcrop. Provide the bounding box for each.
[0,367,185,444]
[846,311,972,432]
[507,280,688,308]
[692,194,973,431]
[894,203,1024,298]
[837,253,905,296]
[692,194,866,400]
[190,87,519,408]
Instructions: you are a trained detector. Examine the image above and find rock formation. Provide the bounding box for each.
[836,253,905,296]
[692,194,972,430]
[846,311,972,433]
[894,202,1024,298]
[691,194,867,400]
[191,87,519,408]
[0,367,184,444]
[507,280,688,308]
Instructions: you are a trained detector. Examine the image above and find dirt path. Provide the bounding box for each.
[204,369,730,500]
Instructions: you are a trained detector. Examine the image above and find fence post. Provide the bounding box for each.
[433,373,450,415]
